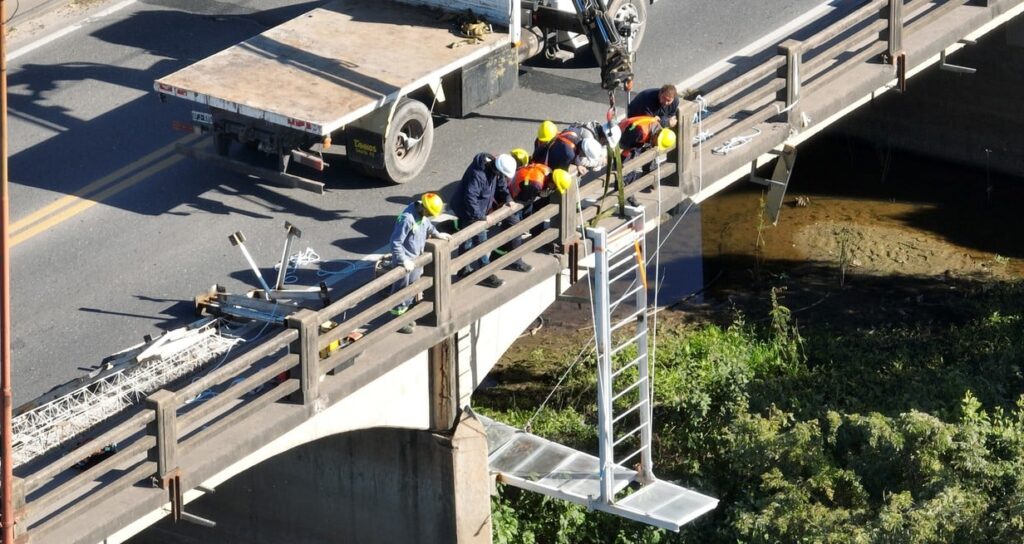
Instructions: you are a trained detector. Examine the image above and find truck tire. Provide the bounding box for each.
[382,99,433,184]
[609,0,647,52]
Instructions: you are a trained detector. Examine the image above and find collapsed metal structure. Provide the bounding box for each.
[11,320,242,466]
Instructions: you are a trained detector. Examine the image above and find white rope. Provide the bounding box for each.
[273,246,375,284]
[523,179,599,432]
[712,128,762,156]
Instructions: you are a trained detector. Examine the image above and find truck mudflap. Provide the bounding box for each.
[344,127,386,169]
[176,143,326,194]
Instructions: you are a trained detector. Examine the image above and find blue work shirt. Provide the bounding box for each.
[449,153,512,222]
[390,203,438,265]
[627,88,679,128]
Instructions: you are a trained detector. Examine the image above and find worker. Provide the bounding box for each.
[627,84,680,129]
[536,120,558,147]
[503,165,574,272]
[617,117,677,204]
[618,115,663,159]
[533,125,606,174]
[389,193,451,333]
[450,152,517,288]
[510,147,531,168]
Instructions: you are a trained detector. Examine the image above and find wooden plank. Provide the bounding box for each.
[424,240,453,327]
[146,390,178,480]
[29,437,155,516]
[156,0,509,135]
[450,203,558,271]
[174,329,296,402]
[287,309,322,406]
[178,355,300,429]
[23,410,155,494]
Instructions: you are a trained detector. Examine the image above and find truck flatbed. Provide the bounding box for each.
[155,0,509,137]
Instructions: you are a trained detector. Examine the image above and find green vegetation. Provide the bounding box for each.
[480,282,1024,543]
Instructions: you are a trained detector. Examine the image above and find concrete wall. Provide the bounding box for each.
[131,413,491,544]
[835,15,1024,176]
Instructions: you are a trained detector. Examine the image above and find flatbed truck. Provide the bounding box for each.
[155,0,651,192]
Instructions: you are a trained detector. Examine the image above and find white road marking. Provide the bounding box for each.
[677,1,838,91]
[9,0,138,61]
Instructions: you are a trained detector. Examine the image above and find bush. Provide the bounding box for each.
[480,283,1024,543]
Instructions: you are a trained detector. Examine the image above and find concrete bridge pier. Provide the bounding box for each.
[132,410,492,544]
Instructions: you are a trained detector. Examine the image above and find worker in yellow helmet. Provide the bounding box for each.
[536,120,558,143]
[551,168,574,195]
[388,192,451,332]
[656,128,677,153]
[510,148,530,168]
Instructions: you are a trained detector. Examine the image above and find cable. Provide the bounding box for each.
[523,180,600,432]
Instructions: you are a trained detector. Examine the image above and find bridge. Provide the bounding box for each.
[7,0,1024,541]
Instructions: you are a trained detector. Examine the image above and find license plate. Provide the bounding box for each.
[191,111,213,125]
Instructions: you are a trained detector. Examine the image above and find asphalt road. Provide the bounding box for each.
[7,0,832,403]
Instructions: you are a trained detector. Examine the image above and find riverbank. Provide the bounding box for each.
[477,134,1024,542]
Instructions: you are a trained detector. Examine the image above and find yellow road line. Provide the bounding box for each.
[11,133,201,236]
[11,153,186,247]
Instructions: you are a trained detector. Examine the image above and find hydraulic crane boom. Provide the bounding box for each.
[569,0,637,92]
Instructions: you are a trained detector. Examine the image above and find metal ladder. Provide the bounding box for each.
[586,206,654,504]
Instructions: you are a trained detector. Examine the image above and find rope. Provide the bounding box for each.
[712,128,762,156]
[272,246,375,284]
[524,181,599,432]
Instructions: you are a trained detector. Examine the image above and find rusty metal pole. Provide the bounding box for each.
[0,0,13,540]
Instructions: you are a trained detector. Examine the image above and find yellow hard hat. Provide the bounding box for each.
[537,120,558,143]
[510,148,530,167]
[551,169,573,195]
[656,128,677,152]
[420,192,444,217]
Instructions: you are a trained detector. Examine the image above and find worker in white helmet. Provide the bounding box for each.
[450,152,516,289]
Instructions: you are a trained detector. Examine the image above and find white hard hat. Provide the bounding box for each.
[494,154,516,178]
[580,137,603,162]
[600,122,622,148]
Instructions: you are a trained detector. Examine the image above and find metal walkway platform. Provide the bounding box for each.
[479,414,718,532]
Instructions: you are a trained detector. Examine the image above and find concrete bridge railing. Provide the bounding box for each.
[8,0,1024,541]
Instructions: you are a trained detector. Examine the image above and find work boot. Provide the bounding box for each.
[507,260,533,273]
[399,323,416,334]
[480,274,505,288]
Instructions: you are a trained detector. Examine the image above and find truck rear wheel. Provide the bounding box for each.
[383,99,433,184]
[609,0,647,51]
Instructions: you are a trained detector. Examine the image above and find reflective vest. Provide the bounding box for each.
[534,130,580,168]
[509,163,551,200]
[618,115,660,145]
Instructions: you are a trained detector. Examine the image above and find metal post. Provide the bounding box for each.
[228,231,273,300]
[425,240,451,327]
[9,479,21,539]
[586,227,614,504]
[274,222,301,290]
[1,2,13,539]
[147,390,179,481]
[777,39,803,129]
[631,215,654,484]
[287,309,321,407]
